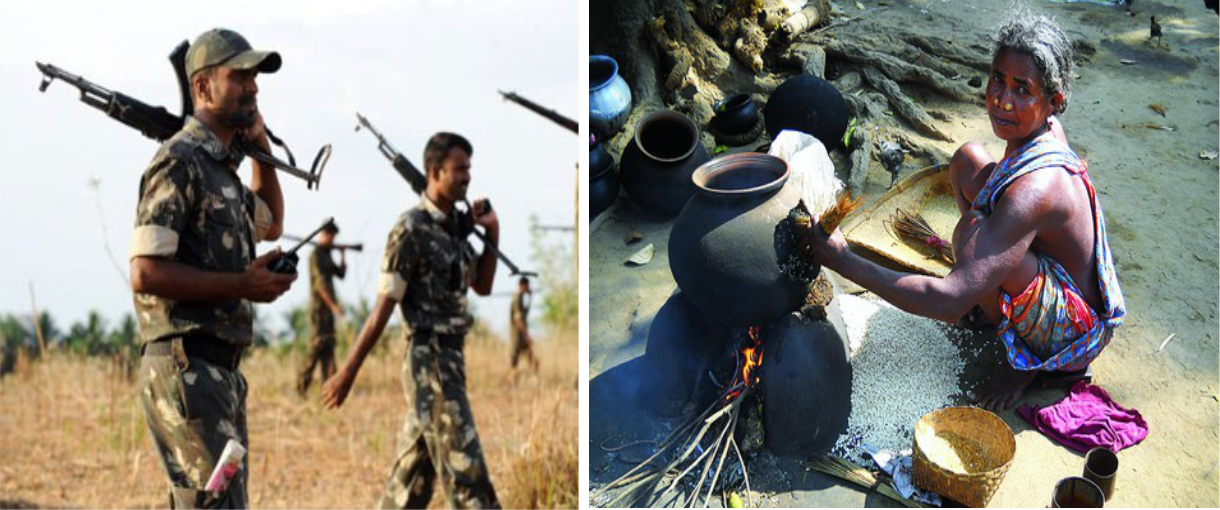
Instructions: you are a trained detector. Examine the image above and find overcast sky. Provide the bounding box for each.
[0,0,579,340]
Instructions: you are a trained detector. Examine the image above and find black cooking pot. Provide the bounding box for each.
[711,93,761,135]
[589,138,619,220]
[620,110,710,217]
[763,74,850,150]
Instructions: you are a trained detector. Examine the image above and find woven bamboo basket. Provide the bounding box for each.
[911,406,1016,507]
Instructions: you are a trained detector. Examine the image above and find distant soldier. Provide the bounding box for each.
[129,29,293,508]
[509,276,538,378]
[298,222,346,396]
[322,132,501,509]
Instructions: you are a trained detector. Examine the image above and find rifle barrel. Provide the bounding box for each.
[286,217,335,254]
[498,90,578,134]
[36,59,328,189]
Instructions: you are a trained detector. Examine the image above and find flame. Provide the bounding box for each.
[740,326,763,386]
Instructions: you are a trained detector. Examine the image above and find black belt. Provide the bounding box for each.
[142,333,243,371]
[409,329,465,350]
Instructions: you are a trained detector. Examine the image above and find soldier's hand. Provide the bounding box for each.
[242,249,296,302]
[241,111,272,153]
[322,369,355,409]
[470,198,498,230]
[331,304,345,318]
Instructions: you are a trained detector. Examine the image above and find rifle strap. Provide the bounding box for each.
[262,126,296,167]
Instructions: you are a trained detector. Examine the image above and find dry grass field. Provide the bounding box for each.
[0,329,577,509]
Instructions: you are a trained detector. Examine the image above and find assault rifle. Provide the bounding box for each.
[35,41,331,189]
[354,112,536,277]
[282,233,363,253]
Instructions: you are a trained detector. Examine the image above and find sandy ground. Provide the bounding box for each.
[589,0,1219,506]
[0,331,578,509]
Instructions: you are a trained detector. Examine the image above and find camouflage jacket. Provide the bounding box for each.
[510,289,530,334]
[377,196,477,336]
[309,246,346,318]
[129,116,273,347]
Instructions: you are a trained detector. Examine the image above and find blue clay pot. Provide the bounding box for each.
[589,55,632,139]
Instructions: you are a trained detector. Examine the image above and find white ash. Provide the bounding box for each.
[831,294,967,463]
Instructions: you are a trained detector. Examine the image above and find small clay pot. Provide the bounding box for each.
[589,55,633,139]
[619,110,710,217]
[711,93,761,135]
[1083,447,1118,501]
[589,138,619,220]
[764,74,850,150]
[1052,477,1106,508]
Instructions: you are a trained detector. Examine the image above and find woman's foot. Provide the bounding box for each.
[956,305,994,331]
[971,362,1037,411]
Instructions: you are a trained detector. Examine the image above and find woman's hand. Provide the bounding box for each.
[809,225,851,271]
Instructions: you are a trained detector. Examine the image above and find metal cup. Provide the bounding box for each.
[1083,447,1118,501]
[1052,476,1105,508]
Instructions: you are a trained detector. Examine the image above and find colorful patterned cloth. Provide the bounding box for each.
[971,131,1126,372]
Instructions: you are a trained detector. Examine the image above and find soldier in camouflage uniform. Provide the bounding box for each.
[298,222,346,396]
[128,28,294,509]
[322,132,501,509]
[509,276,538,378]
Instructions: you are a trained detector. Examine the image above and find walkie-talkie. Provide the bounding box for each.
[268,217,334,275]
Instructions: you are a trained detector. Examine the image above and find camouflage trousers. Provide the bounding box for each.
[377,330,500,509]
[297,326,336,396]
[509,332,537,371]
[139,337,249,509]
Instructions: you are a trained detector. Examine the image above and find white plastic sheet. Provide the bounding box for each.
[767,130,844,217]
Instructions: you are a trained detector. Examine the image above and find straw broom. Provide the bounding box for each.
[804,454,925,508]
[791,192,865,264]
[885,208,954,264]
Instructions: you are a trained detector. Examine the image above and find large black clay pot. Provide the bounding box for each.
[620,111,711,217]
[763,74,850,150]
[760,305,852,455]
[589,138,619,220]
[668,154,819,327]
[640,292,730,417]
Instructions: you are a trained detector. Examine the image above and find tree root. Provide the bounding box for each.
[822,37,981,104]
[861,66,953,142]
[902,33,993,73]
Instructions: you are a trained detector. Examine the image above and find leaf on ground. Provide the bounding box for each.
[623,229,643,245]
[1200,150,1218,160]
[1120,59,1138,65]
[625,244,654,266]
[1148,103,1167,117]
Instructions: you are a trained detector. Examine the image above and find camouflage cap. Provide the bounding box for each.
[186,28,282,78]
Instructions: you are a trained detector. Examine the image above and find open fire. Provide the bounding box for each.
[594,326,767,507]
[727,326,765,402]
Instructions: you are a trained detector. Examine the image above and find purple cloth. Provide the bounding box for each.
[1018,381,1149,453]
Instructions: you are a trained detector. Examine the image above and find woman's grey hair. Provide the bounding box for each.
[992,5,1075,115]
